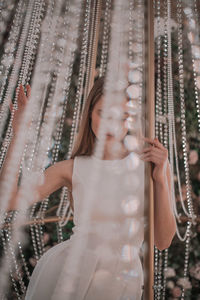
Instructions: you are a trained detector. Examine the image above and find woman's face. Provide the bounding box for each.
[90,96,129,143]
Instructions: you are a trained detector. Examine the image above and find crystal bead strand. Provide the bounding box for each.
[0,0,55,264]
[0,1,15,44]
[0,0,25,107]
[28,0,66,258]
[57,0,92,228]
[192,0,200,134]
[0,228,21,300]
[31,219,44,259]
[0,0,26,168]
[27,0,62,261]
[183,2,200,134]
[134,0,144,112]
[161,248,168,300]
[177,0,195,300]
[176,0,196,220]
[154,0,191,296]
[45,1,71,242]
[17,240,30,280]
[45,1,72,241]
[0,0,36,218]
[0,1,33,204]
[2,213,31,294]
[154,2,165,298]
[126,0,144,143]
[57,77,85,227]
[0,210,27,298]
[50,1,71,165]
[29,1,63,259]
[161,29,170,300]
[166,0,177,223]
[168,4,195,242]
[33,1,84,288]
[68,0,91,153]
[5,215,26,295]
[192,59,200,134]
[128,3,145,269]
[180,222,192,299]
[121,0,144,201]
[154,246,159,299]
[17,0,45,178]
[137,0,145,134]
[167,1,193,299]
[0,0,35,140]
[163,0,169,150]
[24,0,55,175]
[17,18,47,257]
[99,0,111,77]
[37,0,75,237]
[97,0,145,291]
[155,0,164,144]
[154,246,164,297]
[18,0,45,87]
[157,250,163,299]
[167,0,194,242]
[0,1,3,24]
[29,0,82,246]
[128,0,134,64]
[22,0,54,260]
[154,2,172,297]
[24,0,55,176]
[0,4,64,286]
[82,0,100,109]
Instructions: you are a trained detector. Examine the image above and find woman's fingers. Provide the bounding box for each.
[17,84,30,106]
[141,136,166,150]
[9,102,13,112]
[141,136,155,145]
[140,146,160,154]
[153,138,166,150]
[9,84,31,114]
[26,84,31,98]
[20,84,27,105]
[140,152,163,165]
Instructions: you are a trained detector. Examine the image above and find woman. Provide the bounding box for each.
[1,77,176,299]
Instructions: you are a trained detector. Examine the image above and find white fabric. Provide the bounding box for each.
[25,152,144,300]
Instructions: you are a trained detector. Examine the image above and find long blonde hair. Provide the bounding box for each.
[70,77,104,159]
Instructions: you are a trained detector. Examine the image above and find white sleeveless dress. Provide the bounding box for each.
[25,153,144,300]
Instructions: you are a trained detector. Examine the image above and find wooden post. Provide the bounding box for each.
[143,0,155,299]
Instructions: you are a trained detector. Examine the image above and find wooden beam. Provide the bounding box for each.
[143,0,155,299]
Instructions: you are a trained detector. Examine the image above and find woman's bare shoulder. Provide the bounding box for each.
[55,158,74,191]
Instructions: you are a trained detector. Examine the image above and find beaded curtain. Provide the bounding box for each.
[0,0,199,299]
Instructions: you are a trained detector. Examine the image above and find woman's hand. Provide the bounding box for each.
[139,137,169,184]
[9,84,31,135]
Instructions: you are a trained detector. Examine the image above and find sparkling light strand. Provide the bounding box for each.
[99,0,111,77]
[57,0,92,228]
[0,0,34,139]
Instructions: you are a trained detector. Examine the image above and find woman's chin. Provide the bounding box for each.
[106,134,112,137]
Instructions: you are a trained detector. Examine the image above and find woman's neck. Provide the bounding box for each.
[102,144,129,160]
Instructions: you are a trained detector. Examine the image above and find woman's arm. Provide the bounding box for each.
[0,134,22,211]
[140,137,176,251]
[153,160,176,251]
[7,159,74,211]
